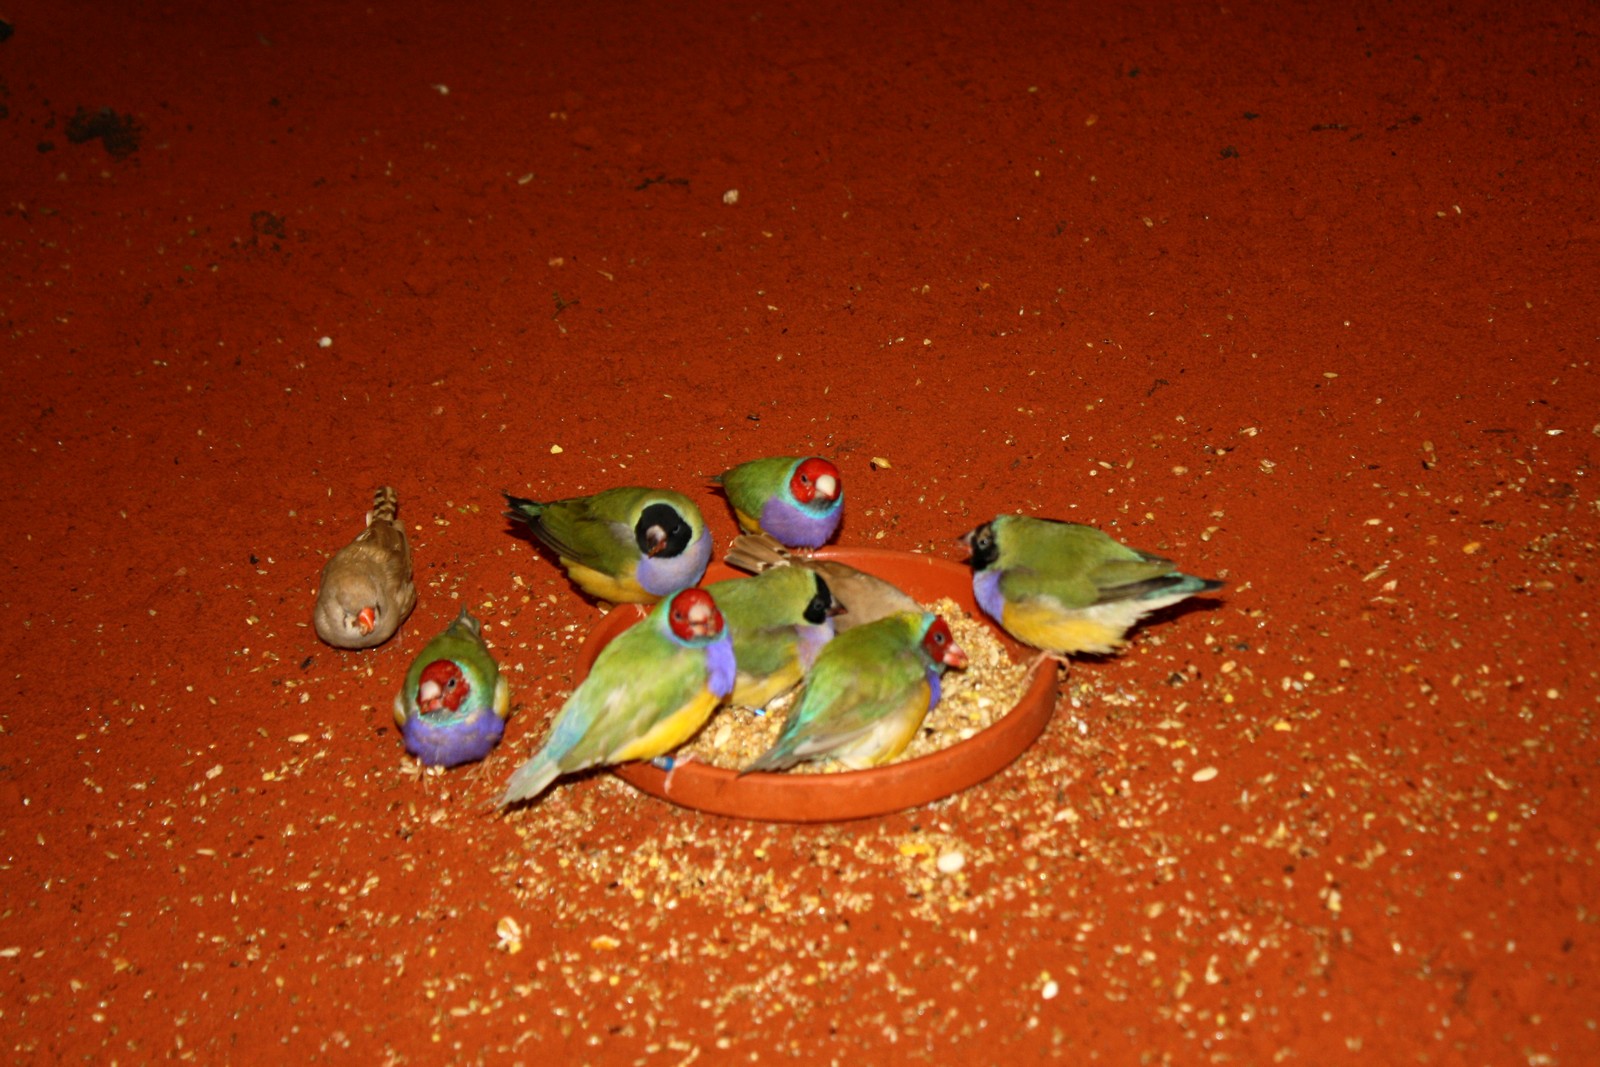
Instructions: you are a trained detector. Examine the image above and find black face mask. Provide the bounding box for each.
[966,522,999,570]
[635,503,692,558]
[804,576,835,625]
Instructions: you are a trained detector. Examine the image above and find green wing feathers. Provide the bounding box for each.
[745,613,925,772]
[543,623,712,771]
[717,456,793,500]
[997,517,1218,608]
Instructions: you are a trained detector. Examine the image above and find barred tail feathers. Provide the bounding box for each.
[724,532,792,575]
[368,485,400,527]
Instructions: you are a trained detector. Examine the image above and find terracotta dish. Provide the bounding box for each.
[579,547,1059,822]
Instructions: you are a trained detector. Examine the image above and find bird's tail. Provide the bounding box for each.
[1127,573,1225,604]
[1095,560,1224,606]
[502,492,545,527]
[725,532,791,574]
[497,756,561,808]
[368,485,400,527]
[740,739,800,776]
[450,606,483,639]
[1169,574,1226,598]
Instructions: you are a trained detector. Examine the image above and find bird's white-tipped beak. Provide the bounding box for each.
[418,679,442,712]
[686,599,718,637]
[815,473,839,500]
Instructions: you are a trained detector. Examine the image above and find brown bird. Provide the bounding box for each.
[723,532,921,631]
[314,486,417,649]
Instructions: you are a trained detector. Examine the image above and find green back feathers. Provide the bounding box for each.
[706,566,821,679]
[715,456,800,495]
[776,611,927,735]
[506,487,702,570]
[744,611,934,772]
[715,456,807,519]
[544,604,713,769]
[403,608,495,695]
[993,514,1202,609]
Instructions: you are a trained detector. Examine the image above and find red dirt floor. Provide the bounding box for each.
[3,0,1597,1062]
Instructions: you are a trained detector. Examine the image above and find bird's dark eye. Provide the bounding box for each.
[446,677,458,690]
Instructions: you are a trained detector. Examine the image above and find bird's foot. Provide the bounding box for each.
[462,749,501,783]
[658,752,698,793]
[1027,650,1071,675]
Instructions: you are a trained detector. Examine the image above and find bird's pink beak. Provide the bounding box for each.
[418,679,442,713]
[356,606,377,635]
[688,601,719,637]
[943,640,969,670]
[815,473,839,500]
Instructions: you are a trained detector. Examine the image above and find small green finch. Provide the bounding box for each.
[707,565,840,709]
[962,515,1223,657]
[715,455,843,548]
[504,486,711,603]
[497,588,734,807]
[743,611,967,774]
[393,608,510,767]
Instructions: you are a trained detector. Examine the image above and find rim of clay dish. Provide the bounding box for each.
[585,546,1058,823]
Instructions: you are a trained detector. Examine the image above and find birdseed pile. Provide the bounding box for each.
[676,598,1037,772]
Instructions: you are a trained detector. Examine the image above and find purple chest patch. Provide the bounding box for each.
[925,666,943,711]
[637,530,712,597]
[705,632,737,698]
[795,619,836,671]
[402,708,505,768]
[972,569,1005,624]
[759,496,841,549]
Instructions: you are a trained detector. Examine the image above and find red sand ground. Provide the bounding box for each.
[3,0,1596,1062]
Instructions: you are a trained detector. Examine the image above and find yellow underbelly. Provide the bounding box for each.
[835,686,930,769]
[611,688,722,763]
[561,557,653,604]
[1003,600,1127,656]
[733,507,762,536]
[731,661,803,709]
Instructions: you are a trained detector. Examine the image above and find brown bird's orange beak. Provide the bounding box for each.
[356,606,377,635]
